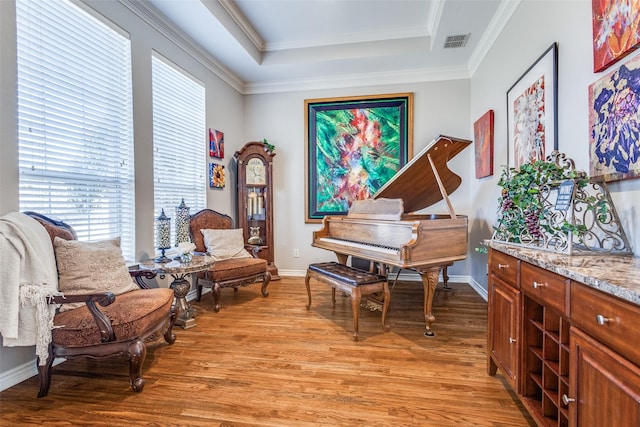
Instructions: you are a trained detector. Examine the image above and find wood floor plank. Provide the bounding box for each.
[0,277,534,426]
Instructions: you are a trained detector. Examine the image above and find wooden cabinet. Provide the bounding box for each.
[488,250,521,391]
[568,282,640,426]
[488,248,640,426]
[569,326,640,426]
[234,142,279,279]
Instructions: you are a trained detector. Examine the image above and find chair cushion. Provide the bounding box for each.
[201,228,252,261]
[204,257,267,282]
[52,288,174,347]
[54,237,139,311]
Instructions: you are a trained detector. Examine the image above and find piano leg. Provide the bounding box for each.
[417,267,441,337]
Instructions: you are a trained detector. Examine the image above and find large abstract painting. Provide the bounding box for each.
[589,54,640,182]
[592,0,640,72]
[507,43,558,171]
[304,93,413,223]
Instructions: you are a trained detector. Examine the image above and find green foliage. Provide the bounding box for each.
[497,159,606,241]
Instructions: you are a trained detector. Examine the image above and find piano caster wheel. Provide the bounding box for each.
[424,330,435,337]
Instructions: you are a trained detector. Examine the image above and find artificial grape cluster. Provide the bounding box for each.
[501,190,514,211]
[525,210,544,239]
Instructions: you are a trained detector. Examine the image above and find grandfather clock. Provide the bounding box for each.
[234,141,279,280]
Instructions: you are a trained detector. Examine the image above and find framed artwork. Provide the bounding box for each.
[589,54,640,182]
[507,42,558,171]
[209,163,225,188]
[304,93,413,223]
[474,110,494,179]
[592,0,640,72]
[209,129,224,159]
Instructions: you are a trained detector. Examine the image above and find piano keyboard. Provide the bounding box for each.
[317,237,400,255]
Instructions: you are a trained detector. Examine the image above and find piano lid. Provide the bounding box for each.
[373,135,472,213]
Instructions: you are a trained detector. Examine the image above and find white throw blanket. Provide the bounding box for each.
[0,212,60,365]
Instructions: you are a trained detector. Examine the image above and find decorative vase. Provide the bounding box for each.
[180,252,193,264]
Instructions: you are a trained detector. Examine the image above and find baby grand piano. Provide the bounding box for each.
[312,135,472,336]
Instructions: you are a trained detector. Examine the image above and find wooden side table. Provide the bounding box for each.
[130,255,215,329]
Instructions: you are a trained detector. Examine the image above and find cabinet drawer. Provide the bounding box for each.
[520,262,569,316]
[489,250,518,286]
[571,282,640,365]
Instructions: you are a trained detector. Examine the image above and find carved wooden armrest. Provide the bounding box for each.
[48,292,117,343]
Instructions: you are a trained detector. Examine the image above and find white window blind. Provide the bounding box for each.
[152,54,206,247]
[16,0,135,260]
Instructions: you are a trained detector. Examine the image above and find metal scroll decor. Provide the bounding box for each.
[492,151,632,255]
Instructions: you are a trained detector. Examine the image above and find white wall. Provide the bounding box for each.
[468,0,640,290]
[0,0,245,380]
[243,80,472,276]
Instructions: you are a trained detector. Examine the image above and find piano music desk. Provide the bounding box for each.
[305,262,390,341]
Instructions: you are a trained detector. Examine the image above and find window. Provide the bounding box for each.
[152,54,206,247]
[16,0,135,260]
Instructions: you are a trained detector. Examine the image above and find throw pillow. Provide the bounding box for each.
[201,228,252,261]
[54,237,139,312]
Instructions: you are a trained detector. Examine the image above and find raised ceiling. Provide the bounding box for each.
[141,0,517,94]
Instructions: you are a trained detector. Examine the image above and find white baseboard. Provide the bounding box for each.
[0,357,64,393]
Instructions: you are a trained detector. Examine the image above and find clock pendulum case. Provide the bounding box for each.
[234,141,279,280]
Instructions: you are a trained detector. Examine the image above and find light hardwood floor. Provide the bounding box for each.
[0,276,534,426]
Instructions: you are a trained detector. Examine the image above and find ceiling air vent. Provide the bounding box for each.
[444,33,470,48]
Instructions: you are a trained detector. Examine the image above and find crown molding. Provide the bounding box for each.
[119,0,245,93]
[468,0,521,77]
[243,65,471,95]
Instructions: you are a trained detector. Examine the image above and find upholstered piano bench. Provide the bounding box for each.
[305,262,390,341]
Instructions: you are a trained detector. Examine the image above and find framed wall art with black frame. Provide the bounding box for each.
[507,43,558,171]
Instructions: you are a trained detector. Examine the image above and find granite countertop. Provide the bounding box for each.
[490,242,640,306]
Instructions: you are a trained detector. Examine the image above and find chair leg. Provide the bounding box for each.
[212,283,222,312]
[164,306,177,345]
[36,345,55,398]
[128,339,147,393]
[261,272,271,297]
[350,288,361,341]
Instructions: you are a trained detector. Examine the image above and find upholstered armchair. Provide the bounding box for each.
[189,209,271,312]
[24,212,177,397]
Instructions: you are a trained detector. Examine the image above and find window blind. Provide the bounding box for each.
[152,54,206,248]
[16,0,135,260]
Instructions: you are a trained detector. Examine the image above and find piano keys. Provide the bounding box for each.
[312,135,472,336]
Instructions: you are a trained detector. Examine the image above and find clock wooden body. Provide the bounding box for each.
[234,141,279,279]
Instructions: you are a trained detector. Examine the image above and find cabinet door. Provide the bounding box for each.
[570,327,640,426]
[488,274,521,391]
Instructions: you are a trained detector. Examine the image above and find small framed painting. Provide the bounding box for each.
[209,129,224,159]
[507,43,558,171]
[592,0,640,72]
[473,110,494,179]
[589,54,640,182]
[209,163,225,188]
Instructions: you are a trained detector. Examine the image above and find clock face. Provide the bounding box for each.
[246,157,266,185]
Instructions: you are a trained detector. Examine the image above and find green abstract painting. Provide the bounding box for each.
[305,94,412,222]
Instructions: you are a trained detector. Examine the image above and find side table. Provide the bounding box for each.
[129,255,215,329]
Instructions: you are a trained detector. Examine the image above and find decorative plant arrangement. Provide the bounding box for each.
[492,151,632,255]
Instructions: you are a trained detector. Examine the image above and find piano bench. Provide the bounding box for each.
[305,262,390,341]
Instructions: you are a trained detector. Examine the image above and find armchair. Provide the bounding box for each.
[189,209,271,312]
[24,212,177,397]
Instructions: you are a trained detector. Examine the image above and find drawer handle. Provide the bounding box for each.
[509,337,516,344]
[532,281,544,289]
[498,263,508,269]
[562,394,575,405]
[596,314,611,325]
